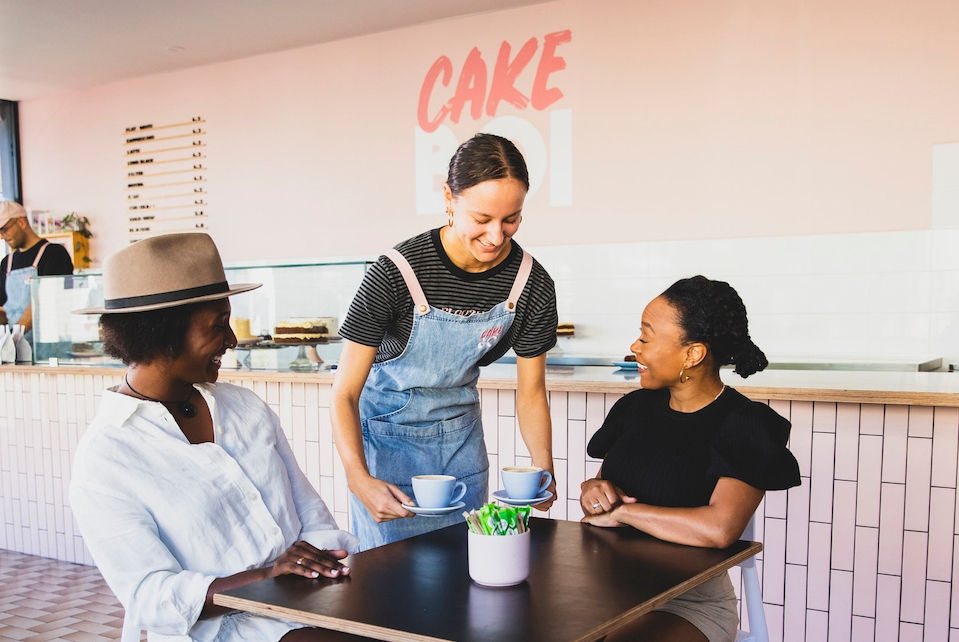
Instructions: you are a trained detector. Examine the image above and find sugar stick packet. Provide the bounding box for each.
[463,502,530,535]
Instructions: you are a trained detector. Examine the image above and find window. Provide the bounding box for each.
[0,99,22,202]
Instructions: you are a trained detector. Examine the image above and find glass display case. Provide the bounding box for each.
[29,259,371,370]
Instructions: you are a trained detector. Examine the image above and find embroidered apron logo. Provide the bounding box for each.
[477,325,505,350]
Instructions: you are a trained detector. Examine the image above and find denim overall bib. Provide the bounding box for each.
[351,247,534,550]
[5,241,49,345]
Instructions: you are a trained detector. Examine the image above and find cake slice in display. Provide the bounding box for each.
[273,317,338,343]
[556,322,575,337]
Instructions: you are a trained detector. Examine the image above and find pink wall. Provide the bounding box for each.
[17,0,959,264]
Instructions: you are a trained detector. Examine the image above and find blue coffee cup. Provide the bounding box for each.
[501,466,552,500]
[412,474,467,508]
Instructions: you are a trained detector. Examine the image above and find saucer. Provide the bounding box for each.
[401,501,465,517]
[492,490,553,506]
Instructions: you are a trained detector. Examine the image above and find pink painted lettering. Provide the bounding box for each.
[531,30,572,110]
[416,30,572,132]
[417,56,453,133]
[485,37,538,115]
[448,47,487,125]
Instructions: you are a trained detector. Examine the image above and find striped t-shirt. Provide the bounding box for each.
[339,228,557,365]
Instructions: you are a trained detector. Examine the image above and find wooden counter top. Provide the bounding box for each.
[3,363,958,406]
[477,363,959,406]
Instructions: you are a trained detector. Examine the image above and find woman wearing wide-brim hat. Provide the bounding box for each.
[70,233,362,642]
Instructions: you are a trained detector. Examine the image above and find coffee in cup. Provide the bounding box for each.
[412,474,467,508]
[501,466,552,500]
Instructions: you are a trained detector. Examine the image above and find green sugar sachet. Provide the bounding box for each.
[468,502,530,535]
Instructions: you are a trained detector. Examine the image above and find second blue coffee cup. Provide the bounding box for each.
[501,466,552,499]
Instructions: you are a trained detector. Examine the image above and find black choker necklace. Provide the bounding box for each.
[124,374,197,418]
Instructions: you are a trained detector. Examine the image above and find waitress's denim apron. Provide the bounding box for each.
[351,247,533,550]
[5,241,49,345]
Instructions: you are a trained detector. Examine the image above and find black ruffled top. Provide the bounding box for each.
[588,387,801,507]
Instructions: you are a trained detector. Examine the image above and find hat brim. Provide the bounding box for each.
[74,282,262,314]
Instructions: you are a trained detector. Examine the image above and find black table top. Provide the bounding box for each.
[214,518,760,642]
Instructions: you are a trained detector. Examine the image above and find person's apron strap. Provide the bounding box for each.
[384,248,430,316]
[506,251,533,312]
[7,240,50,275]
[31,241,50,269]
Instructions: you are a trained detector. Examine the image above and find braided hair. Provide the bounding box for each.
[661,275,768,377]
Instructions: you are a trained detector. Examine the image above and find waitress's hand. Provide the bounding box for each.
[352,474,415,522]
[531,472,557,511]
[272,540,351,580]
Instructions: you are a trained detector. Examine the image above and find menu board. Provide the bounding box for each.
[123,117,208,243]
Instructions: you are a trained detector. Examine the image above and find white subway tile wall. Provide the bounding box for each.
[530,228,959,364]
[4,371,959,640]
[933,143,959,230]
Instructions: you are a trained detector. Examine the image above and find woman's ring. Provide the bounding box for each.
[591,502,601,510]
[296,557,304,565]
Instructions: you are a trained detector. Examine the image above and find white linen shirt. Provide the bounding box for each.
[69,381,358,642]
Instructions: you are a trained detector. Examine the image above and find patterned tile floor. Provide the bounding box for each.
[0,550,376,642]
[0,548,137,641]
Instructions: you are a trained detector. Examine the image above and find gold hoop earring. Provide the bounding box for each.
[679,368,691,383]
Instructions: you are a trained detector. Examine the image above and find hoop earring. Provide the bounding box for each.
[679,368,691,383]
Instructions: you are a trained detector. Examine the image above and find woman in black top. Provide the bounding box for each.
[581,275,800,642]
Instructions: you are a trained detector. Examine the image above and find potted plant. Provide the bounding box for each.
[58,212,93,267]
[59,212,93,238]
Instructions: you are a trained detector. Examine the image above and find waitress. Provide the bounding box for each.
[332,133,558,549]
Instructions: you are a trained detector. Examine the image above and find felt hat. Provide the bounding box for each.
[75,232,260,314]
[0,201,28,228]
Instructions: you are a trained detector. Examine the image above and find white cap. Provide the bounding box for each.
[0,201,28,228]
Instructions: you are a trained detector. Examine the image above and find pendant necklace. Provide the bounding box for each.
[124,373,197,418]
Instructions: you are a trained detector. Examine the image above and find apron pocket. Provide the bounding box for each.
[364,410,483,487]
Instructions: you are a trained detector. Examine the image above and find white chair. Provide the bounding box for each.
[735,514,769,642]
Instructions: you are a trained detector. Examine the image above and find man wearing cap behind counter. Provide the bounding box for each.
[0,200,73,343]
[70,233,362,642]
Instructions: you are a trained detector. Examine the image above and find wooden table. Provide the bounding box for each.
[214,518,761,641]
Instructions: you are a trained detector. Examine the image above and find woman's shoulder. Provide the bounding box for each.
[393,229,436,257]
[721,388,791,436]
[370,229,441,277]
[711,388,800,490]
[527,254,555,290]
[363,230,435,269]
[207,382,272,414]
[508,241,553,283]
[73,411,147,488]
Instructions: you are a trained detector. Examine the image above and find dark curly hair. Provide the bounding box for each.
[99,303,202,365]
[661,275,768,377]
[447,133,529,195]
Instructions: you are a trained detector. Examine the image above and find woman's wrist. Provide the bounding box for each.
[531,455,554,472]
[609,503,627,523]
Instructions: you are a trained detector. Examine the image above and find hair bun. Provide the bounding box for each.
[733,339,768,377]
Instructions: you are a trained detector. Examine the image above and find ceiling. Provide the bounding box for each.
[0,0,548,101]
